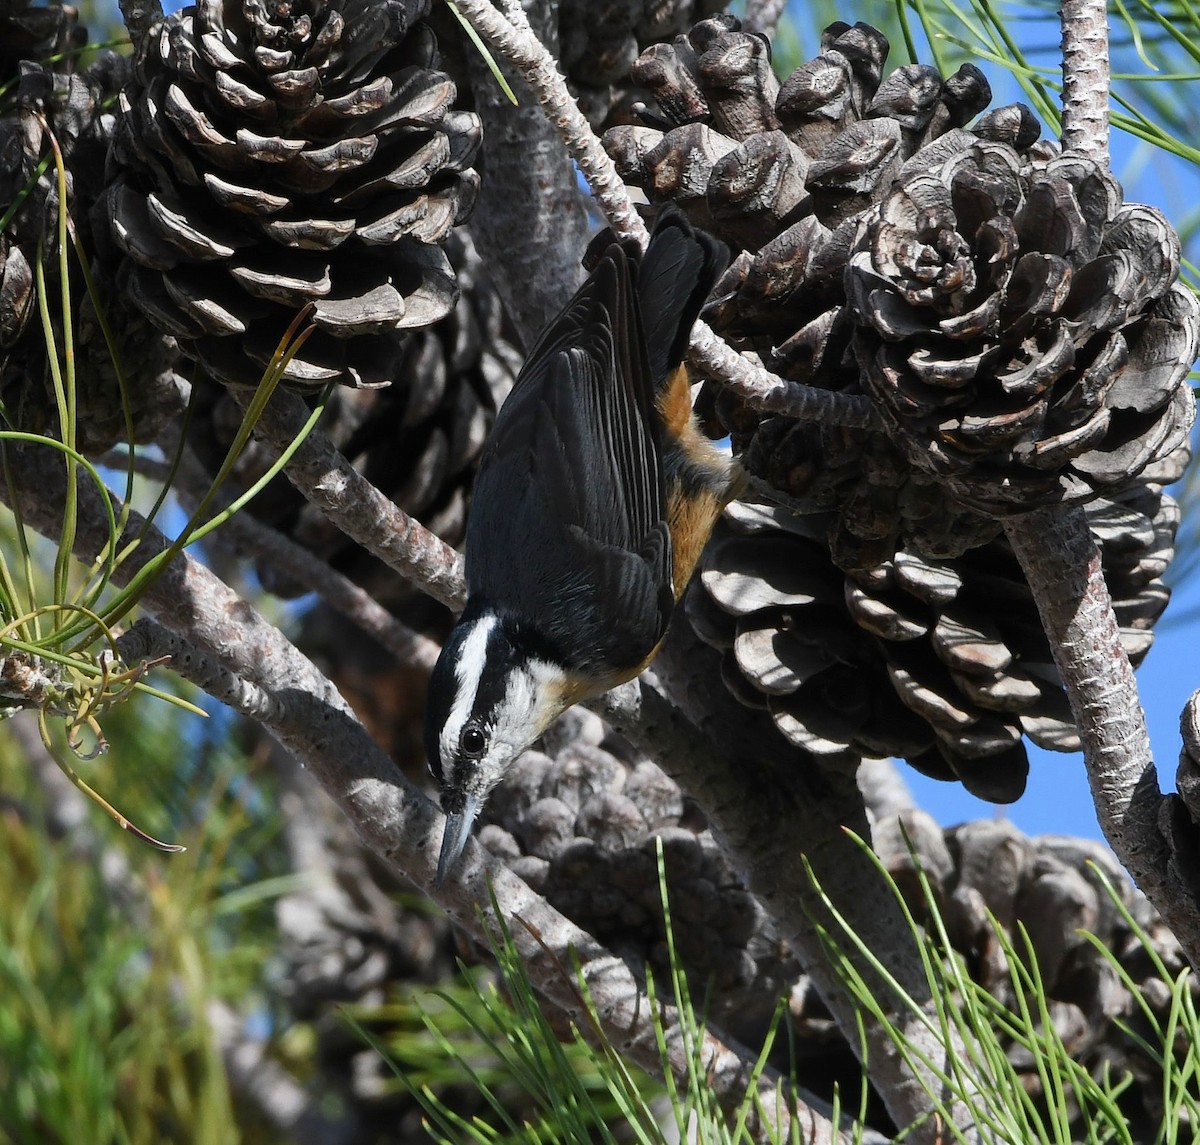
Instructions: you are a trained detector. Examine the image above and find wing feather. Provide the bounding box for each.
[466,248,673,674]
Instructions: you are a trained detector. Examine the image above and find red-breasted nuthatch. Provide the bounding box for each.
[425,208,742,884]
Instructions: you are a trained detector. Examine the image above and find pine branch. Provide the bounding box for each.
[228,387,467,614]
[1060,0,1111,163]
[163,440,441,671]
[1003,0,1200,968]
[1004,510,1200,966]
[116,619,832,1144]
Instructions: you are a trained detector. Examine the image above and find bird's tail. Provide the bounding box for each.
[634,207,729,396]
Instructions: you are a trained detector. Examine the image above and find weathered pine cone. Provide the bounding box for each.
[471,702,1191,1134]
[0,0,85,82]
[874,810,1195,1139]
[106,0,481,390]
[476,707,795,1041]
[737,409,1005,571]
[846,145,1198,514]
[690,476,1180,803]
[605,16,1052,568]
[557,0,727,127]
[187,227,519,602]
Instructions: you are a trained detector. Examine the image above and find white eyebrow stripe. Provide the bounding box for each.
[440,612,497,766]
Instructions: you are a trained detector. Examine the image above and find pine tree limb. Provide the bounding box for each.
[1002,0,1200,968]
[228,387,467,614]
[1004,510,1200,967]
[165,440,441,671]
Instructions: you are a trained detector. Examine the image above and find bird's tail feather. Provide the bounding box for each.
[635,207,729,394]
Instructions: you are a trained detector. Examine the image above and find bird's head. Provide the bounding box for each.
[425,606,566,885]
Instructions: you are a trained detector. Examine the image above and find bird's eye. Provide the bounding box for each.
[460,724,487,758]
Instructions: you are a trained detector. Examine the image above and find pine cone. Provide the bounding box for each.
[1,0,94,359]
[690,479,1181,802]
[106,0,481,390]
[606,17,1053,569]
[478,706,1190,1136]
[0,0,86,82]
[846,145,1198,513]
[607,17,1187,796]
[873,811,1195,1138]
[187,227,519,601]
[558,0,727,127]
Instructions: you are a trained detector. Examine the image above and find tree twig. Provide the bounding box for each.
[168,440,441,671]
[857,757,916,825]
[111,442,440,670]
[688,321,874,427]
[1059,0,1111,163]
[229,387,467,614]
[207,999,359,1145]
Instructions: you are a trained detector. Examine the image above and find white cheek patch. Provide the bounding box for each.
[491,668,536,750]
[492,658,562,749]
[440,614,497,777]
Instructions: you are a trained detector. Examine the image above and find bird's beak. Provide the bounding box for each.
[435,794,479,889]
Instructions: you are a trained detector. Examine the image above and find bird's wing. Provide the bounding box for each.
[465,249,674,675]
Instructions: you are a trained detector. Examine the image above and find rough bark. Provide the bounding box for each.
[1005,511,1200,966]
[154,437,440,669]
[227,387,467,614]
[1060,0,1111,164]
[1000,0,1200,968]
